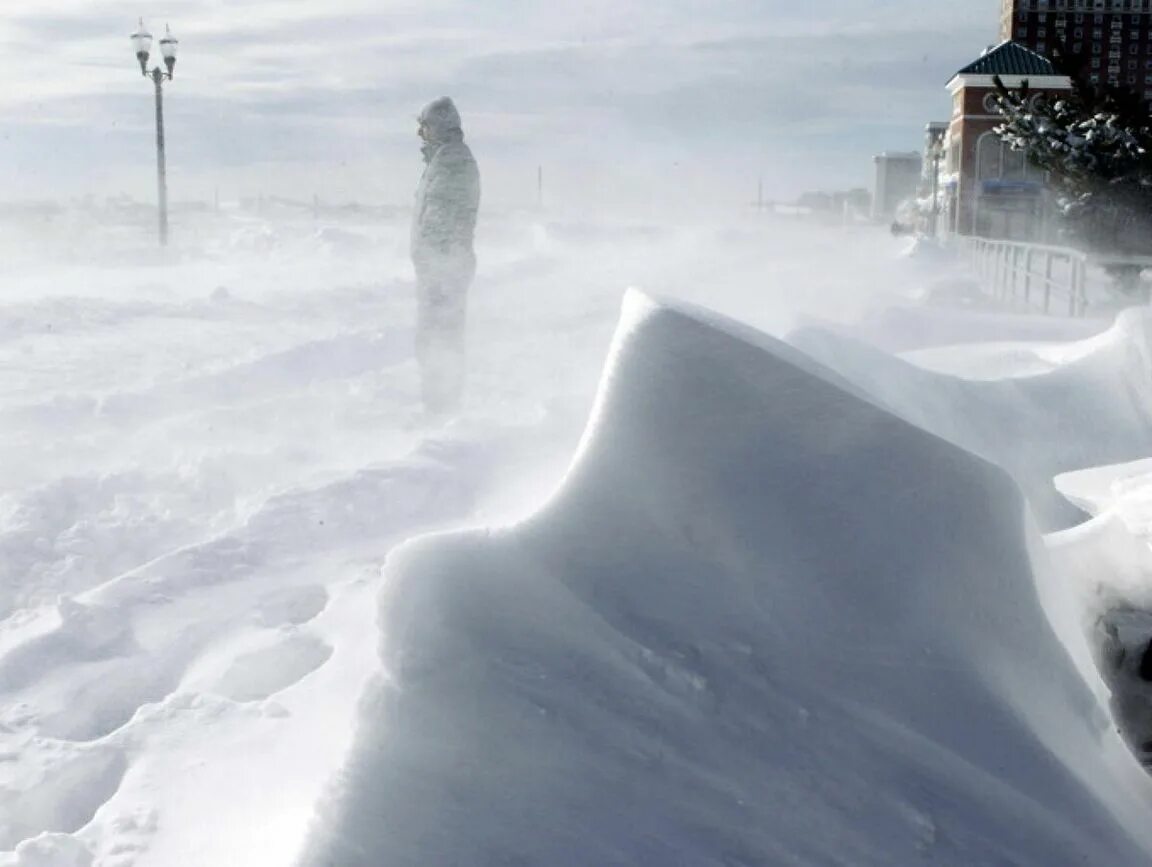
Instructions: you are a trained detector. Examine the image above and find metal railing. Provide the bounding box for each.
[961,236,1090,316]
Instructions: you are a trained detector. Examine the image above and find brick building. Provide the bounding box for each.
[1001,0,1152,98]
[943,42,1071,237]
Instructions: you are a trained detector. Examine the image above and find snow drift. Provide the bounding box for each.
[302,292,1152,866]
[789,309,1152,530]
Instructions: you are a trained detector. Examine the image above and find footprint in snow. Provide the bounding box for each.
[211,632,333,703]
[0,744,127,851]
[93,807,159,867]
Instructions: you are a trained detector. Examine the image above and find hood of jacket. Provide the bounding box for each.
[419,97,465,146]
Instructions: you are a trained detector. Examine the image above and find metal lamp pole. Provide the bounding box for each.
[130,20,179,247]
[928,137,944,240]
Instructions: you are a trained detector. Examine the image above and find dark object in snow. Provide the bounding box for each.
[1138,638,1152,682]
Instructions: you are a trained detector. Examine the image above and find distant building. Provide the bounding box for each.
[943,41,1071,238]
[796,188,872,222]
[1001,0,1152,98]
[872,152,922,222]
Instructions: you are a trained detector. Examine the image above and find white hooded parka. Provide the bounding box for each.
[411,97,481,282]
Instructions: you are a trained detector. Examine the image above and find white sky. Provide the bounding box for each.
[0,0,998,211]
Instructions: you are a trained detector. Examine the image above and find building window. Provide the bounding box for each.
[1094,57,1103,66]
[976,133,1003,182]
[1133,43,1140,53]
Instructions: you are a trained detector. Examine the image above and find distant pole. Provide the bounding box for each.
[757,177,764,213]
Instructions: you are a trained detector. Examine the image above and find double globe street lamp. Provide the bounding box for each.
[130,20,179,247]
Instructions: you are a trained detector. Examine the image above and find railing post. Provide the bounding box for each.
[1024,248,1032,303]
[1070,258,1082,316]
[1011,246,1019,301]
[1044,252,1053,313]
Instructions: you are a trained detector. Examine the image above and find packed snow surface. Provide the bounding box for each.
[2,208,1152,864]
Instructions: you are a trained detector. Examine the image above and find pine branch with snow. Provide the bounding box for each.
[991,74,1152,254]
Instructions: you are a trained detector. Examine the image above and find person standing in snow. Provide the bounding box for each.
[410,96,481,415]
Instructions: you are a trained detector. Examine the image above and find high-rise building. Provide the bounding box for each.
[1000,0,1152,99]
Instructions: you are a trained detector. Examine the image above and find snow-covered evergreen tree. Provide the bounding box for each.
[991,70,1152,256]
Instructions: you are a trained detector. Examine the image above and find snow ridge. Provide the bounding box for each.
[790,309,1152,529]
[302,294,1152,866]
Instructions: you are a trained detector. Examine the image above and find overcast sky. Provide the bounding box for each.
[0,0,998,211]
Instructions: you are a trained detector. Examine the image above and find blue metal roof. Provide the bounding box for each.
[956,41,1058,77]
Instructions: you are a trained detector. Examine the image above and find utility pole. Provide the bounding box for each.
[130,20,179,248]
[929,148,940,239]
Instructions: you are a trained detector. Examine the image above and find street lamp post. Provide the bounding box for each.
[130,20,179,247]
[928,137,944,240]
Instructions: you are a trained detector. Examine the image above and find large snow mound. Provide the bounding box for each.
[789,309,1152,530]
[302,292,1152,866]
